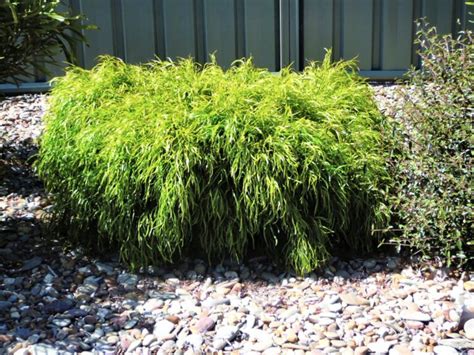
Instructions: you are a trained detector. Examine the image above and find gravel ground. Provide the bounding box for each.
[0,91,473,355]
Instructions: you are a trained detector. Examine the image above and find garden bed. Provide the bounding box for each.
[1,92,473,354]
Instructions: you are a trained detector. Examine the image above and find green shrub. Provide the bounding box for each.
[387,23,473,267]
[0,0,92,82]
[37,54,390,274]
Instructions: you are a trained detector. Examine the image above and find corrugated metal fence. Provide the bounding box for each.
[8,0,474,86]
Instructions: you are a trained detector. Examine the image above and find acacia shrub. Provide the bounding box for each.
[37,55,389,274]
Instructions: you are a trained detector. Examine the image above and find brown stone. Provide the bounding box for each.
[347,340,357,349]
[345,320,357,331]
[104,277,117,288]
[216,287,230,295]
[0,335,12,343]
[193,316,215,333]
[341,293,370,306]
[84,315,97,325]
[464,281,474,292]
[406,320,425,329]
[331,340,347,348]
[230,283,242,295]
[390,344,412,355]
[324,331,339,340]
[404,302,420,312]
[286,329,298,343]
[316,339,330,348]
[354,346,369,355]
[166,315,180,324]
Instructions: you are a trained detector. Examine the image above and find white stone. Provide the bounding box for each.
[215,325,239,341]
[142,334,157,347]
[127,339,142,353]
[30,344,60,355]
[433,345,459,355]
[153,319,175,339]
[367,341,392,354]
[318,317,335,326]
[185,334,204,349]
[464,318,474,340]
[400,310,431,322]
[143,298,164,312]
[318,311,338,319]
[243,328,274,352]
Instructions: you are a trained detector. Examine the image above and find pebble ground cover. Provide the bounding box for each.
[36,56,389,275]
[1,91,474,355]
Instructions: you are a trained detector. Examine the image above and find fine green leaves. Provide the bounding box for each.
[37,54,390,274]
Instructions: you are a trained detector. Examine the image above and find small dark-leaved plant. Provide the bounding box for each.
[387,21,473,267]
[0,0,93,83]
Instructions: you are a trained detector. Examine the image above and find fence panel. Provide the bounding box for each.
[204,0,237,67]
[244,0,280,71]
[79,0,115,69]
[2,0,473,88]
[423,0,454,34]
[162,0,197,60]
[302,0,333,64]
[122,0,156,64]
[341,0,374,70]
[280,0,300,69]
[380,0,413,70]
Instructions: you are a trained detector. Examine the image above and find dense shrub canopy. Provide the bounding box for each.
[388,25,473,267]
[37,55,389,274]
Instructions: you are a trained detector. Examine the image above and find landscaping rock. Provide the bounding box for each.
[437,338,474,350]
[433,345,459,355]
[244,328,274,352]
[367,340,393,354]
[0,92,472,354]
[193,316,215,333]
[400,310,432,322]
[43,300,74,314]
[341,293,370,306]
[20,256,42,271]
[464,318,474,340]
[153,320,175,339]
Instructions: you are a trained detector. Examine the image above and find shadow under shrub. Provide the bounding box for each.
[387,23,473,268]
[36,55,390,274]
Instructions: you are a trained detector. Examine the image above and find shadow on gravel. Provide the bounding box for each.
[0,139,42,197]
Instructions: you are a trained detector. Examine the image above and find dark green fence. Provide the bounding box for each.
[3,0,474,90]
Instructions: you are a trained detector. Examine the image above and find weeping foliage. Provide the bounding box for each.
[36,54,390,274]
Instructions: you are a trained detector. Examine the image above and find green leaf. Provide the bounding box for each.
[46,13,66,22]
